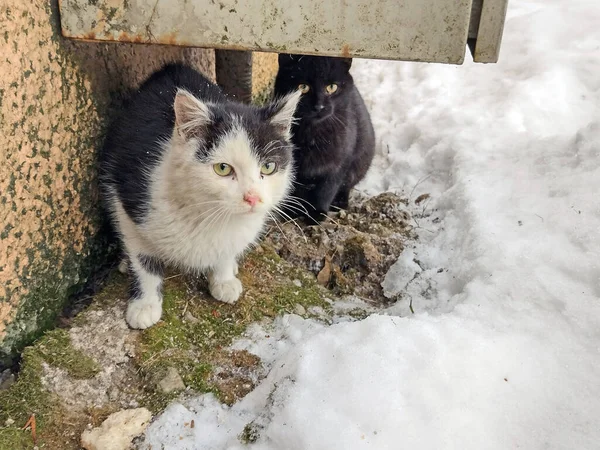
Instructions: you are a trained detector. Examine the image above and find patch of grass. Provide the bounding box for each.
[0,427,33,448]
[239,422,261,444]
[0,346,53,449]
[136,246,332,408]
[35,329,100,379]
[0,349,53,429]
[0,328,101,449]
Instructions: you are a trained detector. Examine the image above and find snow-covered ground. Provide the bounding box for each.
[141,1,600,448]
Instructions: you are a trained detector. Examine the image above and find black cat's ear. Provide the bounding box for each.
[341,58,352,71]
[268,90,301,139]
[278,53,296,67]
[174,89,211,140]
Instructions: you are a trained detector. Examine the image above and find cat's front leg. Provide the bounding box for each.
[125,254,164,329]
[305,176,344,223]
[208,258,243,304]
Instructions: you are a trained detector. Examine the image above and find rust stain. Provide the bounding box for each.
[341,44,351,58]
[82,31,96,40]
[118,31,145,43]
[159,32,180,46]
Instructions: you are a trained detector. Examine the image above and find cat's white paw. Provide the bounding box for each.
[209,277,243,304]
[126,298,162,329]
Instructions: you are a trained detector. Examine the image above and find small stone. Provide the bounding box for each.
[184,311,199,323]
[158,367,186,393]
[0,369,15,391]
[5,418,15,426]
[294,304,306,316]
[339,210,347,219]
[292,279,302,287]
[107,386,120,402]
[81,408,152,450]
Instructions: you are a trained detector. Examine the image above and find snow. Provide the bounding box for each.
[140,0,600,448]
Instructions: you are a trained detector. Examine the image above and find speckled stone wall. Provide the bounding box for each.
[252,52,279,102]
[0,0,215,366]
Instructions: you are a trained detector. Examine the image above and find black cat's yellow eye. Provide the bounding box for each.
[260,162,277,175]
[213,163,233,176]
[298,84,310,94]
[325,84,338,95]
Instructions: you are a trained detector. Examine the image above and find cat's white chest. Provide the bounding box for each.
[144,206,264,270]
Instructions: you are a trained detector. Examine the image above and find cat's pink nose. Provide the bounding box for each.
[243,192,261,206]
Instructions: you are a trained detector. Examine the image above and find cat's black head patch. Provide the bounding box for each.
[274,54,354,123]
[178,93,299,171]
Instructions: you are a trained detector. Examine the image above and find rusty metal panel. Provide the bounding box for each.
[471,0,509,63]
[59,0,475,64]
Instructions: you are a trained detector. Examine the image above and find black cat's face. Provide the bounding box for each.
[274,54,353,123]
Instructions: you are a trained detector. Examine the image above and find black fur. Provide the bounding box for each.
[274,54,375,223]
[139,255,164,276]
[99,63,294,225]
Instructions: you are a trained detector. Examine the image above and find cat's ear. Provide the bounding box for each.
[278,53,296,67]
[174,89,211,140]
[341,58,352,71]
[268,90,302,139]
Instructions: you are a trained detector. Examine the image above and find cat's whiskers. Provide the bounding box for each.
[200,206,230,232]
[287,194,315,208]
[280,195,310,214]
[328,114,347,128]
[174,204,223,227]
[290,180,309,188]
[272,205,308,243]
[182,200,225,209]
[156,202,224,223]
[279,200,308,216]
[267,211,293,244]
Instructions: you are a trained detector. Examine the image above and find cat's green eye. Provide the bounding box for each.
[325,83,338,95]
[298,84,310,94]
[260,162,277,176]
[213,163,233,176]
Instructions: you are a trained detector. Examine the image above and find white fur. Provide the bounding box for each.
[108,92,297,329]
[271,90,302,139]
[125,254,163,329]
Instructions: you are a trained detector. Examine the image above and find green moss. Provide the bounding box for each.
[0,349,53,430]
[0,427,34,448]
[136,247,332,409]
[0,330,98,449]
[0,224,116,367]
[239,422,260,444]
[35,329,100,379]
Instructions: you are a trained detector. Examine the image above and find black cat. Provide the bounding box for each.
[274,54,375,223]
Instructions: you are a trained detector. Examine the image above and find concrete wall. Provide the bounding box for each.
[251,52,279,103]
[0,0,215,366]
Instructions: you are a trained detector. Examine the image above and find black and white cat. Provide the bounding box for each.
[274,54,375,223]
[99,64,301,329]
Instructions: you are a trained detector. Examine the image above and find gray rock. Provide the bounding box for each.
[158,367,186,393]
[294,304,307,316]
[0,369,15,391]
